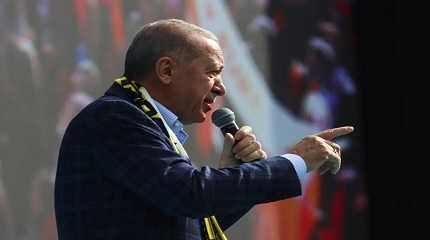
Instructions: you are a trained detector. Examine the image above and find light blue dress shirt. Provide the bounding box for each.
[153,100,189,145]
[153,100,306,185]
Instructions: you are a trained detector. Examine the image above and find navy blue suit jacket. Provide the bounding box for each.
[55,84,302,239]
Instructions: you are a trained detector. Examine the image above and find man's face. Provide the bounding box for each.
[171,37,225,124]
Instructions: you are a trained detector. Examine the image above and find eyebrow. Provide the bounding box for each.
[215,65,224,72]
[207,61,224,71]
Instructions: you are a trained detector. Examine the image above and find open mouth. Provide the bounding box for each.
[204,97,215,104]
[203,98,215,112]
[203,102,212,112]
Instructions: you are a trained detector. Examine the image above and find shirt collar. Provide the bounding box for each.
[153,99,188,144]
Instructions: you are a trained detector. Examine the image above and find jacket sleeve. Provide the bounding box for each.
[217,206,253,230]
[93,99,302,218]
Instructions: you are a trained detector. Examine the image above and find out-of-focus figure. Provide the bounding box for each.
[56,59,101,136]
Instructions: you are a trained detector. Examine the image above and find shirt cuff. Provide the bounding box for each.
[280,153,307,184]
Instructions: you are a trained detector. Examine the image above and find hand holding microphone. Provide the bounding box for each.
[212,108,267,168]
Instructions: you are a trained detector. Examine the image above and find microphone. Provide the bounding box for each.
[211,107,239,136]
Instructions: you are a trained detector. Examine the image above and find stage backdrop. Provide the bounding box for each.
[0,1,368,240]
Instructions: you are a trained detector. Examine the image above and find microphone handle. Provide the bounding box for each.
[220,123,239,136]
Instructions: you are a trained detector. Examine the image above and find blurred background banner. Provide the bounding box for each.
[186,0,317,155]
[0,1,372,240]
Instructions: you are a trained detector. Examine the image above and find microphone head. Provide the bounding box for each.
[212,107,236,128]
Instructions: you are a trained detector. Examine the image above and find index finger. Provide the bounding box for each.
[234,126,253,141]
[314,126,354,140]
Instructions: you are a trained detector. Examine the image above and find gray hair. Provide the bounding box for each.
[123,19,218,80]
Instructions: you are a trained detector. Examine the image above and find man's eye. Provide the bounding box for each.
[209,71,220,77]
[208,72,217,77]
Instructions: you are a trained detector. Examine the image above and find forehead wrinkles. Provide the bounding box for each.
[212,48,224,66]
[206,45,224,69]
[190,35,224,63]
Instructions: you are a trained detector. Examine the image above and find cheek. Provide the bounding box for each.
[190,84,211,111]
[193,78,212,97]
[203,79,215,93]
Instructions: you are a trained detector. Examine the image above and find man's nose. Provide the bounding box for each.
[212,78,226,96]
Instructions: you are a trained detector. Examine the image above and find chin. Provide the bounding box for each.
[195,111,207,123]
[187,108,209,124]
[196,114,207,123]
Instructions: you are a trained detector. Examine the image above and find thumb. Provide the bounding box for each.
[222,133,235,154]
[219,133,236,168]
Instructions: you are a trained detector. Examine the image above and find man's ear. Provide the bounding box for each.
[155,57,174,84]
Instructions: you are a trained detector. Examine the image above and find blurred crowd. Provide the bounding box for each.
[0,1,367,240]
[259,1,368,239]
